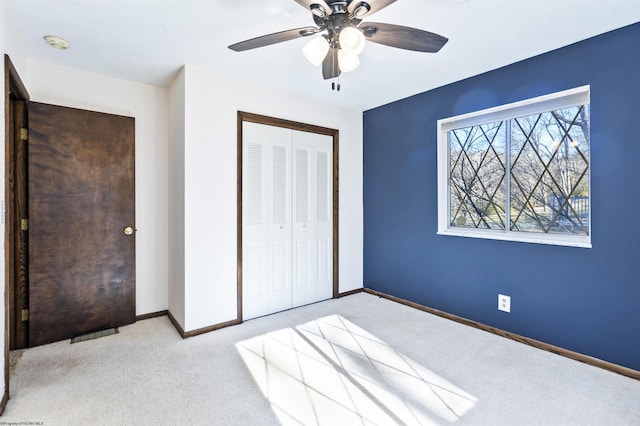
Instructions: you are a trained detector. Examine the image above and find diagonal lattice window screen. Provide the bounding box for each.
[449,122,506,230]
[510,106,589,235]
[448,105,589,237]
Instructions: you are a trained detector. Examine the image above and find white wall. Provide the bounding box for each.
[172,65,363,332]
[26,60,169,316]
[168,68,186,327]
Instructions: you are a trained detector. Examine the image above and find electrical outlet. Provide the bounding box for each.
[498,294,511,313]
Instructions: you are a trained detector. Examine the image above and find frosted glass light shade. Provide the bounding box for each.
[303,36,329,66]
[338,49,360,72]
[339,27,365,55]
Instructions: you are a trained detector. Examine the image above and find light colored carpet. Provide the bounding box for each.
[3,292,639,425]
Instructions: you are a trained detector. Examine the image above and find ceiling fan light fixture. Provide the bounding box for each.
[338,27,365,55]
[303,36,330,67]
[337,49,360,72]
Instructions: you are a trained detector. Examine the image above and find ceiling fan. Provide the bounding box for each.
[228,0,448,90]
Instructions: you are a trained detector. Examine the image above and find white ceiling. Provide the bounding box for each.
[6,0,640,111]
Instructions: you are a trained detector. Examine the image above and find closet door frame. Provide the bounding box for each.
[237,111,339,322]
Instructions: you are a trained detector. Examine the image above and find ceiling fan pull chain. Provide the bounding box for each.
[331,45,336,91]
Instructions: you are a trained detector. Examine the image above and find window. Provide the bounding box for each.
[437,86,591,248]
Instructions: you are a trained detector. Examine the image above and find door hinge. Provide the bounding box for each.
[21,308,29,322]
[21,218,29,231]
[20,128,28,141]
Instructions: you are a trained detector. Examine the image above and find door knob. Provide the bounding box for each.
[124,226,134,236]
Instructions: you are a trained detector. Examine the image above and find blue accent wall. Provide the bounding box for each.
[363,23,640,371]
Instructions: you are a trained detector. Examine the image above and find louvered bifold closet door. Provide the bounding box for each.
[242,122,292,320]
[292,130,333,307]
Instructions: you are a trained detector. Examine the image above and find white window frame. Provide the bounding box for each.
[437,86,591,248]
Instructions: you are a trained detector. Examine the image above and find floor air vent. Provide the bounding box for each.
[70,327,119,344]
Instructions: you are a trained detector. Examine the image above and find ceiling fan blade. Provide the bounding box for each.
[322,47,340,80]
[348,0,398,18]
[361,22,448,52]
[228,27,319,52]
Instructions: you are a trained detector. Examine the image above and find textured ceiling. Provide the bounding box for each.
[5,0,640,111]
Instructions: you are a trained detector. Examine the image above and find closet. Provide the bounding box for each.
[242,121,333,320]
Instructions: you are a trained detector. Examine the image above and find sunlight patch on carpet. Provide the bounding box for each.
[236,315,477,425]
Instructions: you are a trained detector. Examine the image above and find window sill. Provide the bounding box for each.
[437,228,592,249]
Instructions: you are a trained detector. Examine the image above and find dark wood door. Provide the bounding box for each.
[27,102,136,347]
